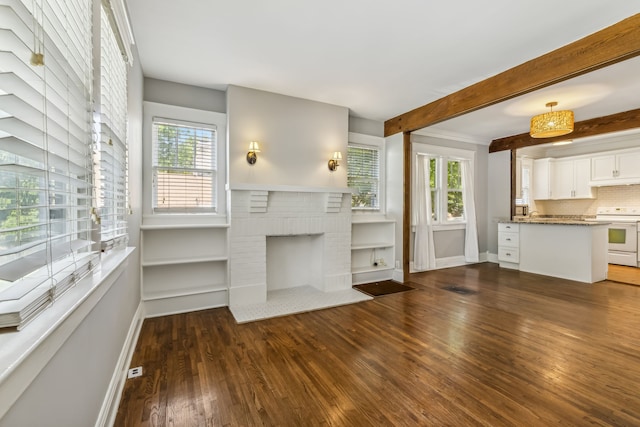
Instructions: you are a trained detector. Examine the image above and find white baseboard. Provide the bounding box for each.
[486,252,499,263]
[144,289,228,318]
[392,268,403,283]
[410,253,491,273]
[96,302,144,427]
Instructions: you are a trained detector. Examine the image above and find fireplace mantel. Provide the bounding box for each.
[229,183,351,194]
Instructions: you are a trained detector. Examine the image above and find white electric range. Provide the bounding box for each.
[594,207,640,267]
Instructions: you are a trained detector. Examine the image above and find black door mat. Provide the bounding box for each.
[441,285,477,295]
[354,281,415,297]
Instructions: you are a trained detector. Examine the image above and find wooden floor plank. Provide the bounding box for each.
[115,263,640,426]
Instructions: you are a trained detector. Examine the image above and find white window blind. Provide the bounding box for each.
[98,5,128,251]
[347,145,380,209]
[0,0,96,328]
[152,119,217,213]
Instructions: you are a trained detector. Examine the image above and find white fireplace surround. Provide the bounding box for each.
[229,186,353,308]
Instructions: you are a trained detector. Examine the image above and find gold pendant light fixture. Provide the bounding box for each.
[530,101,574,138]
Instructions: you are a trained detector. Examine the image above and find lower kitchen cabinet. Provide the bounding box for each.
[498,222,519,269]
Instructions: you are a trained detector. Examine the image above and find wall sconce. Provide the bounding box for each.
[247,141,260,165]
[328,151,342,171]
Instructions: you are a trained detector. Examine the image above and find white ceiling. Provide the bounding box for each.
[126,1,640,143]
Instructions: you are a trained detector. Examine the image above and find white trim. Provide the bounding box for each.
[0,248,135,420]
[143,102,227,218]
[392,268,404,283]
[486,252,499,264]
[229,184,351,193]
[102,0,135,64]
[410,255,484,273]
[97,302,144,427]
[144,290,228,318]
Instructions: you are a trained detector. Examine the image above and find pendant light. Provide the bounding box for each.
[530,101,574,138]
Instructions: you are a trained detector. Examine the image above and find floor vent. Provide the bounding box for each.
[441,285,477,295]
[127,366,143,379]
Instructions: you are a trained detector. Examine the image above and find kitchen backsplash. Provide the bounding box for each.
[535,184,640,216]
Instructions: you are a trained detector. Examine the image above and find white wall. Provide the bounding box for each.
[227,86,349,188]
[487,150,512,256]
[144,77,226,113]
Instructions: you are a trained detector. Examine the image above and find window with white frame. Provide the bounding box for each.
[98,5,129,251]
[416,144,474,226]
[0,0,96,328]
[152,119,217,213]
[347,133,384,211]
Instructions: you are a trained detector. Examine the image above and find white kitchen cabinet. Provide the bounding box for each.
[590,148,640,185]
[498,223,519,269]
[351,218,395,285]
[553,158,594,199]
[532,158,553,200]
[141,224,229,316]
[515,157,522,200]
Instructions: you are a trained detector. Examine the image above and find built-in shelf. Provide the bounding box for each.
[352,265,394,274]
[143,284,227,301]
[142,255,228,267]
[141,224,229,316]
[351,217,396,284]
[351,242,394,250]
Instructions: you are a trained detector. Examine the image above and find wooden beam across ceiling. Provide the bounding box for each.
[384,13,640,137]
[489,108,640,153]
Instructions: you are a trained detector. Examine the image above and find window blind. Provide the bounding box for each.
[98,5,128,251]
[0,0,96,328]
[152,119,217,212]
[347,145,380,209]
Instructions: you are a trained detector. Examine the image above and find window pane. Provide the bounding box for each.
[152,121,217,212]
[447,160,464,220]
[347,146,379,209]
[429,158,437,220]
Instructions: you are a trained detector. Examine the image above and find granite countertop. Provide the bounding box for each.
[501,216,607,226]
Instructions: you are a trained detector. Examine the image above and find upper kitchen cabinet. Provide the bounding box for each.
[532,158,553,200]
[553,158,594,199]
[590,147,640,185]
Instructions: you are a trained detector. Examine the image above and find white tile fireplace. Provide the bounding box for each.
[228,186,355,311]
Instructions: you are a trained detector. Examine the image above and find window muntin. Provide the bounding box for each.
[152,120,217,212]
[348,145,380,210]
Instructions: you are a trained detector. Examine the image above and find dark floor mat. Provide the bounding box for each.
[441,285,477,295]
[354,281,415,297]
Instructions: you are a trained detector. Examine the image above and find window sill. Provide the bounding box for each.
[432,223,467,231]
[0,247,135,420]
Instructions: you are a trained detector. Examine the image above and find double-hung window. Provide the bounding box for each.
[98,4,129,251]
[152,119,217,213]
[0,0,95,327]
[347,133,384,211]
[415,143,474,226]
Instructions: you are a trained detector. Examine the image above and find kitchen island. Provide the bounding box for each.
[498,219,609,283]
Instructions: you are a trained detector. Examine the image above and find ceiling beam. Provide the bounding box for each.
[384,14,640,137]
[489,108,640,152]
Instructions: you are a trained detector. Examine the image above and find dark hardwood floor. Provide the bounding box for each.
[115,263,640,426]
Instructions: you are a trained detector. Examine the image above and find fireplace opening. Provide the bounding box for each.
[266,234,324,292]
